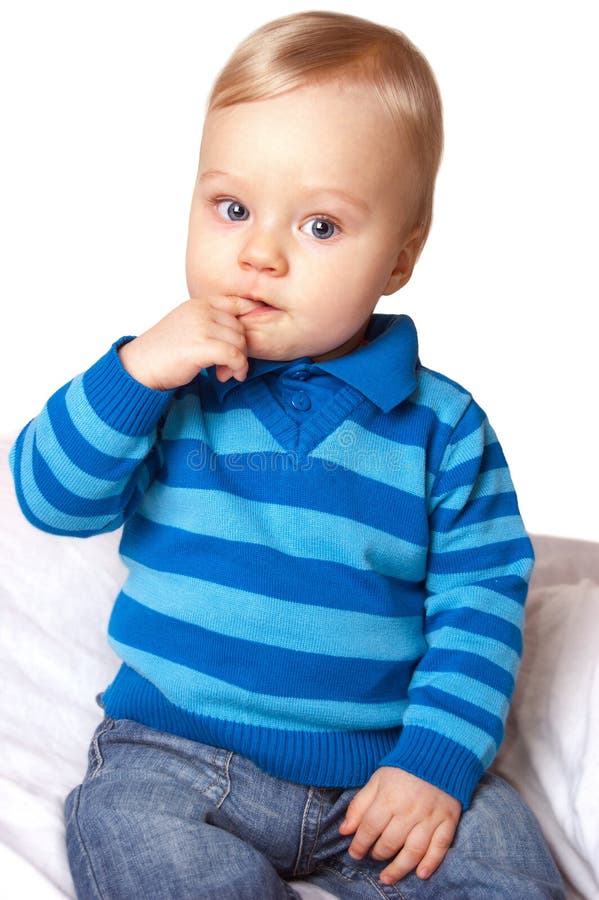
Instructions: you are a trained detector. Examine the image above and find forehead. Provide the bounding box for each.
[199,80,411,202]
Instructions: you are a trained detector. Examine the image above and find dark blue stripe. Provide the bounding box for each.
[349,398,452,453]
[428,537,534,576]
[426,608,523,654]
[31,431,132,516]
[347,399,454,480]
[10,427,123,537]
[476,575,530,605]
[121,515,426,617]
[159,440,429,546]
[480,441,507,472]
[409,686,505,745]
[47,383,144,480]
[108,592,418,702]
[416,648,515,698]
[430,491,521,532]
[444,398,485,442]
[430,442,507,498]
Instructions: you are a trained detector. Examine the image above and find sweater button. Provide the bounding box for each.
[291,391,311,411]
[289,368,310,381]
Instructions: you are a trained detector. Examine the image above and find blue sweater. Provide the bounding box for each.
[9,314,534,807]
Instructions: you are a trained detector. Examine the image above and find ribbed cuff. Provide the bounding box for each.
[378,725,484,809]
[82,336,175,436]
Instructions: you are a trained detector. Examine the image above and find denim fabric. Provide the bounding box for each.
[65,716,564,899]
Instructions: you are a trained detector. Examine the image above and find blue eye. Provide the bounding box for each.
[301,218,339,240]
[216,200,249,221]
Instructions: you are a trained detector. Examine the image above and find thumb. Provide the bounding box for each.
[339,780,377,834]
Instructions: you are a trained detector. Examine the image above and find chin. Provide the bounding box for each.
[246,339,296,362]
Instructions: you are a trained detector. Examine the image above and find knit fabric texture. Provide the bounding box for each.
[9,314,534,807]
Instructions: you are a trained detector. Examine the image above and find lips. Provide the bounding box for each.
[242,295,275,308]
[239,295,279,316]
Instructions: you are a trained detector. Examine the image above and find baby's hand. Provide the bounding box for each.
[339,767,461,885]
[118,295,261,390]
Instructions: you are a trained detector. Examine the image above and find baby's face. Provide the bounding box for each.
[186,78,418,362]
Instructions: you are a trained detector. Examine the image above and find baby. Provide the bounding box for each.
[10,11,564,899]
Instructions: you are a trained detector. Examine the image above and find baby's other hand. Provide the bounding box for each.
[118,295,260,391]
[339,767,461,885]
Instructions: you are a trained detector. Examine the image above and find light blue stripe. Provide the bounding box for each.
[402,705,496,769]
[17,424,120,531]
[210,409,286,453]
[430,516,528,554]
[425,627,521,674]
[426,556,532,592]
[312,421,426,496]
[108,639,409,731]
[162,394,283,452]
[65,375,154,459]
[435,468,515,508]
[414,370,471,427]
[35,406,131,499]
[121,558,425,662]
[138,482,426,581]
[442,424,494,470]
[424,585,525,629]
[160,393,205,440]
[410,671,510,722]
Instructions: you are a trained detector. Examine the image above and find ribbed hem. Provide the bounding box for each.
[101,664,403,789]
[82,337,175,435]
[378,724,483,808]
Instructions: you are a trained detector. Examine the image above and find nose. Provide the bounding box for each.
[238,225,288,275]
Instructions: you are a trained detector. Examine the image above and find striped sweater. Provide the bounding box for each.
[9,313,533,807]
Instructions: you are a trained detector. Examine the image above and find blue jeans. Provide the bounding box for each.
[65,716,564,899]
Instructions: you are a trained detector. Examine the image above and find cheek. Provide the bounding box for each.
[326,243,388,292]
[346,260,396,302]
[186,239,227,296]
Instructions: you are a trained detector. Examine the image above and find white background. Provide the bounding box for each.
[1,1,597,541]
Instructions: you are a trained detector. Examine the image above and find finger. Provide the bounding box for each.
[339,782,377,836]
[415,820,456,880]
[201,320,248,352]
[210,307,248,333]
[379,821,433,885]
[215,348,249,382]
[216,367,235,383]
[204,340,248,381]
[215,362,248,383]
[369,817,410,862]
[348,809,392,861]
[213,294,263,317]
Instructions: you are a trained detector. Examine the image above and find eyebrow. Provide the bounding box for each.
[199,169,370,213]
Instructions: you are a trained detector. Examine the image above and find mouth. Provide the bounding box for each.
[240,295,279,316]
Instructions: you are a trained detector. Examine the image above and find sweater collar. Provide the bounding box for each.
[206,313,418,413]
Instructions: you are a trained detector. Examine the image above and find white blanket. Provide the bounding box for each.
[1,435,598,898]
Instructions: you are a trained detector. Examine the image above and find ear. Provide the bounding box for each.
[382,229,423,296]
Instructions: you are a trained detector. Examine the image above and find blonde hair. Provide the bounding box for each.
[207,10,443,249]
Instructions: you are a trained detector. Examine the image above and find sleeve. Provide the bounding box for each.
[378,398,534,808]
[8,337,176,537]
